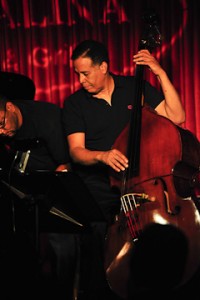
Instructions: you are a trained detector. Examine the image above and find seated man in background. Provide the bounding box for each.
[0,95,77,300]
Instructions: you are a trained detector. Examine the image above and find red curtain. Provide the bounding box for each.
[0,0,200,139]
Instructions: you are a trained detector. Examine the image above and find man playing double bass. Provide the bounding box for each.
[62,39,187,300]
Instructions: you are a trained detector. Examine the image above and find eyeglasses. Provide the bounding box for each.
[0,107,7,130]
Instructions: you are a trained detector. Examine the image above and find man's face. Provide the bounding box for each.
[73,56,107,95]
[0,102,20,137]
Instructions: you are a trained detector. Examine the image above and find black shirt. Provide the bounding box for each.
[62,74,164,218]
[4,100,69,171]
[62,74,164,151]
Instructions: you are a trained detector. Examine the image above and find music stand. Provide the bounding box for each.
[2,169,106,248]
[24,170,105,224]
[0,137,106,247]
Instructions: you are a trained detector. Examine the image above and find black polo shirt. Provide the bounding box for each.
[62,74,164,151]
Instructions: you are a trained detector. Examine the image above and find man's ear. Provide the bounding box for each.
[100,61,108,74]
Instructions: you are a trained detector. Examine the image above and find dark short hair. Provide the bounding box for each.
[71,40,109,65]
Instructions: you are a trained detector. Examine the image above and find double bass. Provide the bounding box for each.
[104,12,200,299]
